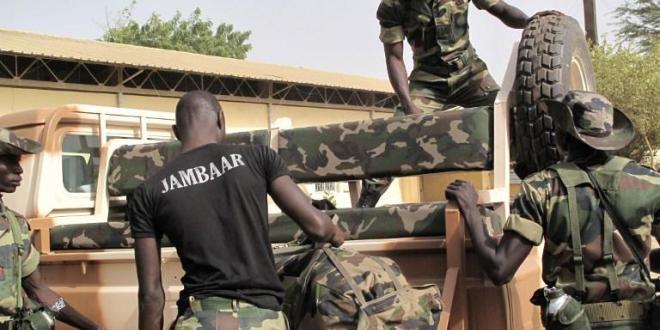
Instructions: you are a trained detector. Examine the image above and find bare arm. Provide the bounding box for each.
[22,269,101,330]
[134,237,165,330]
[445,180,533,285]
[270,176,345,246]
[487,1,529,29]
[384,42,421,115]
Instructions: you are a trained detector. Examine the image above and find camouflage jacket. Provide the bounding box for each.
[377,0,500,84]
[504,156,660,303]
[0,204,40,319]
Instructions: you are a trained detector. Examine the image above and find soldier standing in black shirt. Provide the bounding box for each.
[128,91,345,330]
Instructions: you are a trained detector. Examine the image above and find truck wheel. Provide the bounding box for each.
[512,13,597,178]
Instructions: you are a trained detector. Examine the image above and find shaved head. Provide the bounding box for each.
[174,91,225,143]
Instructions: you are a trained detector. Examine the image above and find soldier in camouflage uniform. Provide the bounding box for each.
[358,0,530,208]
[446,91,660,329]
[0,128,99,329]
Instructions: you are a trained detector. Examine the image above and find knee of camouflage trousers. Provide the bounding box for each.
[174,297,288,330]
[357,177,393,208]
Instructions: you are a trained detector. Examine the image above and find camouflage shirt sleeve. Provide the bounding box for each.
[472,0,501,10]
[377,0,405,44]
[504,172,550,246]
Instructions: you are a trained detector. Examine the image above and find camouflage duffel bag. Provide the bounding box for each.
[277,245,442,329]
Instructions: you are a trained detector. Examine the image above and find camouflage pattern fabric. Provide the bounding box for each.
[49,202,504,252]
[107,108,493,196]
[540,91,635,151]
[49,221,172,250]
[0,128,42,156]
[408,75,499,112]
[107,129,270,196]
[50,203,455,250]
[278,247,441,329]
[278,107,492,182]
[0,206,40,321]
[269,203,449,243]
[377,0,501,107]
[174,296,288,330]
[504,156,660,303]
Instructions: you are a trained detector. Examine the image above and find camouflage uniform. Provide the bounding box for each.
[505,92,659,329]
[377,0,502,112]
[0,128,44,325]
[360,0,502,207]
[0,207,41,323]
[174,297,288,330]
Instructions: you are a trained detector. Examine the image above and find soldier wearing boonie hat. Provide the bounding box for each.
[0,128,43,156]
[0,128,100,329]
[445,91,660,329]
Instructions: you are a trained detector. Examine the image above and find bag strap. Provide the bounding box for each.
[601,211,620,299]
[566,184,587,300]
[287,247,325,327]
[583,168,653,285]
[550,164,589,300]
[5,209,24,310]
[322,247,368,306]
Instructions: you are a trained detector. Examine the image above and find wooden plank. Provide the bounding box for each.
[444,201,467,330]
[28,217,54,254]
[440,267,459,330]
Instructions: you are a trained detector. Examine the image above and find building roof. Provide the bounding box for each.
[0,29,392,93]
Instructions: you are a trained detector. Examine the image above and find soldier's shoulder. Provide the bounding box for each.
[621,161,660,178]
[3,207,26,220]
[2,207,29,227]
[522,168,559,186]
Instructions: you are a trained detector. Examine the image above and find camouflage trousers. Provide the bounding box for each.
[356,69,499,208]
[174,297,288,330]
[408,68,500,113]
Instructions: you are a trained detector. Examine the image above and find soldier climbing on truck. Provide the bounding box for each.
[358,0,531,208]
[0,7,612,329]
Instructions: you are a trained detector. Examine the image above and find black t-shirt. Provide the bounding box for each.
[127,143,289,313]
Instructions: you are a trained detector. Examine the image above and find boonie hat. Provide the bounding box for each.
[0,127,43,155]
[539,91,635,151]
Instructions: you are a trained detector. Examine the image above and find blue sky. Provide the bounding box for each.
[1,1,625,82]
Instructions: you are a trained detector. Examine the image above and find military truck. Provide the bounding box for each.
[0,13,596,330]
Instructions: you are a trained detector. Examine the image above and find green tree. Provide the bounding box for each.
[102,3,251,59]
[614,0,659,52]
[591,42,659,168]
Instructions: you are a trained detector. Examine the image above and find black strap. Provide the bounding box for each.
[583,170,652,283]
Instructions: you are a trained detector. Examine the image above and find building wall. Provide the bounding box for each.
[0,87,117,114]
[0,87,390,130]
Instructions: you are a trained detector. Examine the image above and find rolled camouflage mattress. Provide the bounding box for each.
[50,203,503,250]
[107,107,492,196]
[50,203,444,250]
[107,129,271,196]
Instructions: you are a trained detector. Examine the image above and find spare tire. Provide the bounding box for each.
[512,13,597,178]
